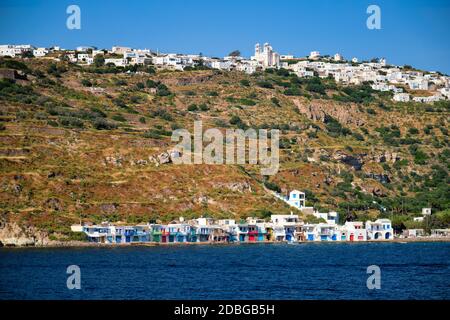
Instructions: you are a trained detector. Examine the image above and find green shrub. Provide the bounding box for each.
[199,103,209,111]
[92,118,117,130]
[240,79,250,87]
[408,127,419,135]
[150,109,173,121]
[146,79,158,88]
[239,98,256,106]
[59,116,84,128]
[305,82,325,95]
[283,87,302,96]
[81,79,92,87]
[112,114,127,122]
[264,181,281,193]
[155,83,171,96]
[187,104,198,111]
[206,91,219,97]
[256,80,273,89]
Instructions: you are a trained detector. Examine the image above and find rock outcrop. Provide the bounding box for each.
[332,151,366,171]
[294,99,365,126]
[0,221,51,247]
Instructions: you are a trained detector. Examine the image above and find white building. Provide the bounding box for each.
[235,61,258,74]
[412,94,443,103]
[76,46,94,52]
[33,47,48,57]
[0,44,34,57]
[303,223,339,241]
[251,42,280,68]
[270,213,302,242]
[366,219,393,240]
[287,190,305,209]
[105,58,128,67]
[111,46,132,55]
[210,60,233,71]
[408,79,429,90]
[341,221,367,241]
[77,53,91,63]
[334,53,343,61]
[439,87,450,99]
[313,211,339,225]
[309,51,320,60]
[280,54,294,60]
[393,93,410,102]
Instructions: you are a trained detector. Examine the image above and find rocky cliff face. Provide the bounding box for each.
[294,99,365,126]
[0,220,51,246]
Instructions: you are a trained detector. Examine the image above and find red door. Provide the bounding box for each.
[350,234,354,241]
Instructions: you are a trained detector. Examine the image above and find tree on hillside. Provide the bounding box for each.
[228,50,241,57]
[93,55,105,67]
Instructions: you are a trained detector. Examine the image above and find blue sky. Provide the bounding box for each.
[1,0,449,73]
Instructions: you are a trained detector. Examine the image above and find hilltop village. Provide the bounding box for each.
[1,43,449,103]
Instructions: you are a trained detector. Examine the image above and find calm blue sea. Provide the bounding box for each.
[0,242,449,300]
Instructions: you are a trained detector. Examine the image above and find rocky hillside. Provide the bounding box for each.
[0,57,449,243]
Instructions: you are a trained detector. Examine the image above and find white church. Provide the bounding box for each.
[251,42,280,68]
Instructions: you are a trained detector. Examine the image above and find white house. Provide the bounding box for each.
[210,60,232,71]
[236,62,257,74]
[313,211,339,225]
[76,46,94,52]
[415,208,432,222]
[309,51,320,60]
[77,53,91,64]
[393,93,410,102]
[303,223,339,241]
[412,94,443,103]
[334,53,343,61]
[270,213,302,242]
[105,58,128,67]
[341,221,367,241]
[366,219,393,240]
[408,79,429,90]
[33,47,48,57]
[111,46,132,54]
[287,190,306,209]
[439,87,450,98]
[0,44,34,57]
